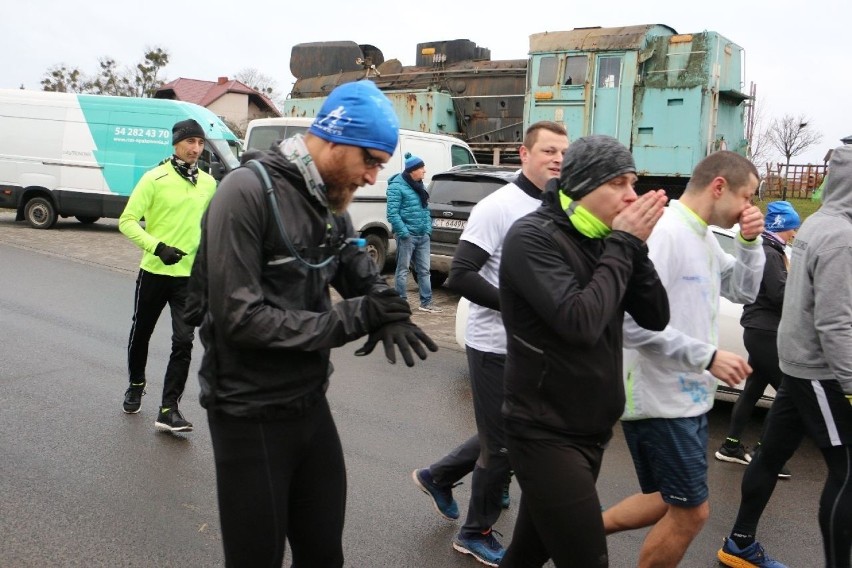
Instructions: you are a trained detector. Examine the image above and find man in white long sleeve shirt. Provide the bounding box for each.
[603,151,766,568]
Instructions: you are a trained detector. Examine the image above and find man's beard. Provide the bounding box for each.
[326,184,356,212]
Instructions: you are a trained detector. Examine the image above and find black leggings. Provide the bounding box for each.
[733,377,852,568]
[500,434,608,567]
[208,398,346,567]
[725,328,782,441]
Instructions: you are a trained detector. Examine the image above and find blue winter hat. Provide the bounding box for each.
[404,152,425,172]
[765,200,801,232]
[308,80,400,155]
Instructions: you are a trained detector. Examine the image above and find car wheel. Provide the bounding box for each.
[430,271,448,289]
[364,233,387,270]
[75,216,100,224]
[24,197,58,229]
[412,268,448,289]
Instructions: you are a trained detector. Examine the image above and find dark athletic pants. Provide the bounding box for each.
[726,328,783,440]
[733,375,852,568]
[429,347,511,534]
[500,434,608,567]
[127,269,194,407]
[208,397,346,568]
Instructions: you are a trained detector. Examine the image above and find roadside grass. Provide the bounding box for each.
[757,196,820,224]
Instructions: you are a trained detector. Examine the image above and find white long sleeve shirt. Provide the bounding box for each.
[621,200,765,420]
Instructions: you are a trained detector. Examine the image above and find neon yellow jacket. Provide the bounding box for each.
[119,161,216,277]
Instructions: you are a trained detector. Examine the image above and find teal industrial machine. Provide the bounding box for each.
[283,24,751,194]
[525,24,750,194]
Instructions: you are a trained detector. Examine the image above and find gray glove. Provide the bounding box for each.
[354,320,438,367]
[362,290,412,330]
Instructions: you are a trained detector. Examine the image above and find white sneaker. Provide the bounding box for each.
[418,304,444,313]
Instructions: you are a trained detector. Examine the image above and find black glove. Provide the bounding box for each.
[154,242,187,265]
[362,290,412,330]
[354,320,439,367]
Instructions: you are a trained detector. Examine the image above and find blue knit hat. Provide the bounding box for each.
[308,80,399,154]
[404,152,425,172]
[765,200,801,232]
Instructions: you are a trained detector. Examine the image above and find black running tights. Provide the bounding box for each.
[500,434,608,567]
[207,398,346,567]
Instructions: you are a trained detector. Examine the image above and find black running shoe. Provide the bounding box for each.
[715,442,751,465]
[122,382,146,414]
[154,406,193,433]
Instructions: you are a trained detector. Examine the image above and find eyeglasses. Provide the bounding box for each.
[360,147,385,171]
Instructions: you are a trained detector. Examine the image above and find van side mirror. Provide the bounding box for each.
[210,160,226,181]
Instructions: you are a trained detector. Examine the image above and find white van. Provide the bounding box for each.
[245,117,477,268]
[0,89,241,229]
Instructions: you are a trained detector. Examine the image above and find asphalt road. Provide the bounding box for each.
[0,212,830,567]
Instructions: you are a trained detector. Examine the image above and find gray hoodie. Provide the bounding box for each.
[778,144,852,394]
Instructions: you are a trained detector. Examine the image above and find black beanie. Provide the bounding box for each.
[172,119,206,145]
[560,135,636,200]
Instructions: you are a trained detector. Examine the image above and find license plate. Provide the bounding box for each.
[432,218,466,230]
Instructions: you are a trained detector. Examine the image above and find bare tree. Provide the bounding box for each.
[42,47,170,98]
[768,114,823,200]
[129,47,170,98]
[87,57,132,96]
[40,65,84,93]
[223,117,245,139]
[746,92,772,169]
[235,67,284,111]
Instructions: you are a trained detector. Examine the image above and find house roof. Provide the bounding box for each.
[155,77,279,115]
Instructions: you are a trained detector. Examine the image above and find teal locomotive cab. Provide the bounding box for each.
[524,25,749,196]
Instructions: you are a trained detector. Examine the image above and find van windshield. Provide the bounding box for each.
[208,139,240,170]
[247,125,310,151]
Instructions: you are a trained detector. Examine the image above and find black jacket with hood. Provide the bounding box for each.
[194,147,393,419]
[739,232,788,332]
[499,187,669,442]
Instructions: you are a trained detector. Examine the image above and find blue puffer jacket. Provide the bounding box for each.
[386,173,432,238]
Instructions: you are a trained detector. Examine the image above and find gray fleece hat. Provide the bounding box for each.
[560,135,636,199]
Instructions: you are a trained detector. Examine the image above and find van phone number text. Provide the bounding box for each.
[113,127,171,140]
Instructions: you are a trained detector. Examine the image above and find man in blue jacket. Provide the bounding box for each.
[387,153,442,312]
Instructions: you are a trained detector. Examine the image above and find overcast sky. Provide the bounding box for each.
[3,0,849,165]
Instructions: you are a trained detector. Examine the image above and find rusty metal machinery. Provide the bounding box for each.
[288,40,527,163]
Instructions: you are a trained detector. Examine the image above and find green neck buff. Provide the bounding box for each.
[559,191,611,238]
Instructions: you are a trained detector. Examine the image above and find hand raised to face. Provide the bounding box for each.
[611,189,668,242]
[738,205,765,241]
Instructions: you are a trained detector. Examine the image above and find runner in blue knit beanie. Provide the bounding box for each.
[765,200,801,232]
[309,80,400,155]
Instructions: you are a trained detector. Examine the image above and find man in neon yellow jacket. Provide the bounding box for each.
[118,118,216,432]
